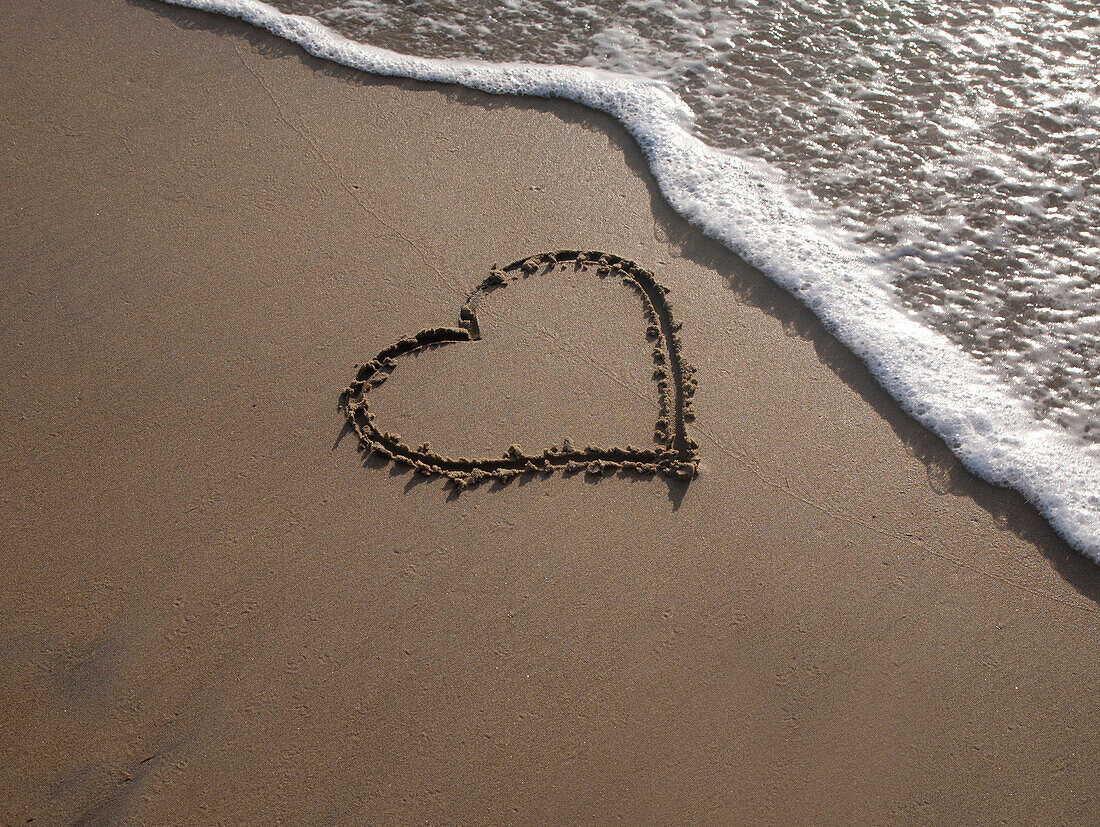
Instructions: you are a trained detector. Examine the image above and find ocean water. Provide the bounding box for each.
[159,0,1100,559]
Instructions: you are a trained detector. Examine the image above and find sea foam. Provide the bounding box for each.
[157,0,1100,560]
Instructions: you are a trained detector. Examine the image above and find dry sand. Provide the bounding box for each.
[2,0,1099,822]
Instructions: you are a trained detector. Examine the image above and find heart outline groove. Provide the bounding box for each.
[341,250,699,489]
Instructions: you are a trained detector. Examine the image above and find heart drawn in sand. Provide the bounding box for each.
[341,251,699,489]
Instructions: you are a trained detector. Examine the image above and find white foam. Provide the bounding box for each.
[158,0,1100,560]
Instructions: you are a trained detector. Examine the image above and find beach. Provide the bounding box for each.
[1,0,1098,821]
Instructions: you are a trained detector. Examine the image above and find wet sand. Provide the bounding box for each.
[2,0,1099,822]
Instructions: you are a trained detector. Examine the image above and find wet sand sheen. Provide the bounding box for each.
[1,0,1099,822]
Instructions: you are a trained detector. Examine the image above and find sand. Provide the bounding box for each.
[2,0,1098,822]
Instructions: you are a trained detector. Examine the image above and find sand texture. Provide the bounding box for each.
[2,0,1099,823]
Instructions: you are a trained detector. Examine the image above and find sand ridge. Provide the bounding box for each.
[341,250,700,487]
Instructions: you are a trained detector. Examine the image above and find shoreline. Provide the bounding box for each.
[2,0,1099,821]
[152,0,1100,562]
